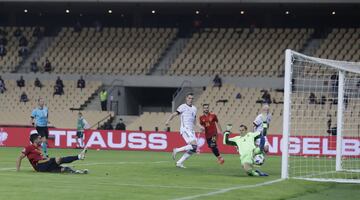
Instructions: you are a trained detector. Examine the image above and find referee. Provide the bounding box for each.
[30,97,50,157]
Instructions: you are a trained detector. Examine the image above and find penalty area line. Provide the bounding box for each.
[172,178,284,200]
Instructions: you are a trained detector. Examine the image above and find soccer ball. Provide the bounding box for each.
[254,154,265,165]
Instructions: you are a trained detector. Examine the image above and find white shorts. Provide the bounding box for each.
[180,127,197,144]
[255,136,269,147]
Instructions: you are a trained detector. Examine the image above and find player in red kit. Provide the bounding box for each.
[199,104,224,164]
[16,132,88,174]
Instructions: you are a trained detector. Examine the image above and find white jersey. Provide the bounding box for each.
[253,113,272,133]
[177,104,197,130]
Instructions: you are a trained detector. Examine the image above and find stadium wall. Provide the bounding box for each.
[1,127,359,157]
[1,73,284,88]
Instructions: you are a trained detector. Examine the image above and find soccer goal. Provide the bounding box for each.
[281,49,360,183]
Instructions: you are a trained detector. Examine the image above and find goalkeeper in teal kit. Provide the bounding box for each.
[223,124,268,176]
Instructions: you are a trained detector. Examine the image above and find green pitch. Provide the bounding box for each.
[0,147,359,200]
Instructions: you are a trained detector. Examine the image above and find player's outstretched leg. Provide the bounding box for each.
[176,144,197,168]
[172,144,193,160]
[56,148,87,165]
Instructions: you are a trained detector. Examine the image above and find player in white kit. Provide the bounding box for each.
[165,93,203,168]
[253,104,272,153]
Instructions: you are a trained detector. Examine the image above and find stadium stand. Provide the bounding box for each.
[0,26,42,73]
[38,27,177,75]
[128,84,359,136]
[314,28,360,62]
[0,79,112,128]
[168,28,314,77]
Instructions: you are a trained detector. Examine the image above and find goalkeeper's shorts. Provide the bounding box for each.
[240,153,254,165]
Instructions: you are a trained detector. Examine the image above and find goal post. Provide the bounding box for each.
[281,49,360,183]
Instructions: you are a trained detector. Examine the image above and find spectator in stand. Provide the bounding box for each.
[213,74,222,88]
[0,45,6,57]
[17,76,25,88]
[18,35,29,57]
[18,47,28,57]
[0,36,7,46]
[77,76,85,89]
[94,20,102,32]
[99,89,108,111]
[34,78,43,89]
[327,114,332,135]
[31,58,38,73]
[344,95,349,110]
[0,76,6,93]
[56,77,64,89]
[44,58,52,72]
[20,92,29,103]
[33,26,41,37]
[330,73,338,97]
[236,92,242,99]
[74,21,82,32]
[104,122,113,130]
[14,28,22,38]
[0,79,6,94]
[261,90,272,104]
[309,93,317,104]
[19,35,28,47]
[115,119,126,130]
[53,84,63,96]
[0,76,4,85]
[320,96,326,105]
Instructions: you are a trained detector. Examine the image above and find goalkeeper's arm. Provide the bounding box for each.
[223,131,237,146]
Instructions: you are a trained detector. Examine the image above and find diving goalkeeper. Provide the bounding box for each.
[223,124,268,176]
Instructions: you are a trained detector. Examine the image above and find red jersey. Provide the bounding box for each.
[199,113,219,139]
[22,144,44,170]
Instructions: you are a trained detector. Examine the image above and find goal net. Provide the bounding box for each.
[281,49,360,183]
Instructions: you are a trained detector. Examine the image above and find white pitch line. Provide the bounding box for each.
[0,167,16,171]
[0,173,217,190]
[172,178,284,200]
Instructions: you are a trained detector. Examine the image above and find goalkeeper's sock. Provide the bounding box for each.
[246,169,260,176]
[255,169,269,176]
[41,142,48,157]
[175,144,193,153]
[254,147,262,155]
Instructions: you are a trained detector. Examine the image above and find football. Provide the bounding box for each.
[254,154,265,165]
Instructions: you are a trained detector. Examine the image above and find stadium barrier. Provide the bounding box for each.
[0,127,359,157]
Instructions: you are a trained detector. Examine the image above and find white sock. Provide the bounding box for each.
[177,152,192,164]
[77,138,81,147]
[175,144,193,153]
[79,138,84,148]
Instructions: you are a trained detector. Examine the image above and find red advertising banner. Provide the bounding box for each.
[0,127,359,157]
